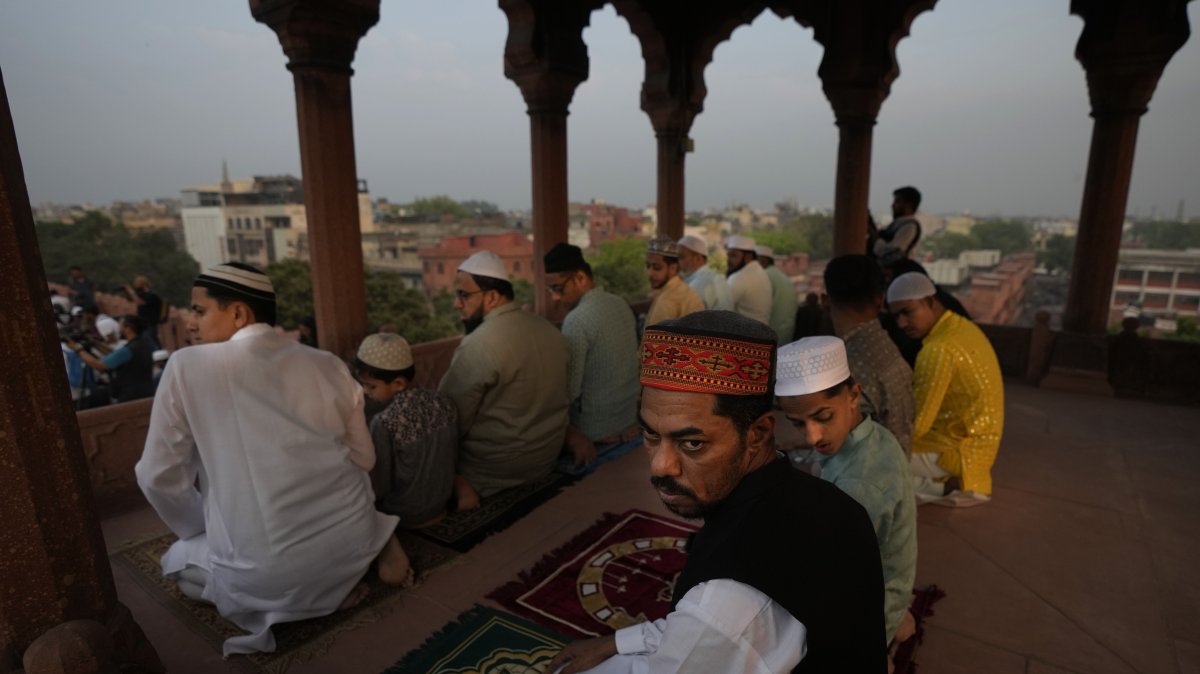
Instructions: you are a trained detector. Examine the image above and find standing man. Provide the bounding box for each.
[825,255,915,453]
[136,262,409,656]
[67,315,156,403]
[887,272,1004,505]
[440,251,571,510]
[872,186,922,266]
[724,235,773,326]
[549,311,884,673]
[124,275,164,348]
[776,336,917,651]
[543,243,641,472]
[676,235,733,311]
[645,237,705,327]
[67,265,95,307]
[757,245,798,344]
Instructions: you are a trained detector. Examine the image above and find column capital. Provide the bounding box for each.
[1071,0,1191,117]
[501,0,595,112]
[250,0,380,73]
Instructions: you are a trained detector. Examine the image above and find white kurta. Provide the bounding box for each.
[136,323,399,656]
[727,260,774,325]
[578,580,806,674]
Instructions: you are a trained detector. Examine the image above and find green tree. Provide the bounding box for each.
[923,231,978,260]
[972,219,1032,256]
[1128,221,1200,249]
[460,199,500,217]
[266,260,462,345]
[587,238,650,303]
[36,211,200,307]
[752,230,806,257]
[1037,234,1076,272]
[511,278,535,309]
[405,195,469,221]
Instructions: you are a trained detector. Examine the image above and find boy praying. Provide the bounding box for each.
[354,333,457,528]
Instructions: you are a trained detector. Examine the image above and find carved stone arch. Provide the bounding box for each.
[500,0,607,108]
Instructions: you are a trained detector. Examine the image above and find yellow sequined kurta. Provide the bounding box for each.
[912,311,1004,495]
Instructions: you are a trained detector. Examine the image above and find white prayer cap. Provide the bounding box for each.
[152,349,170,363]
[195,263,275,302]
[725,235,757,252]
[71,305,84,316]
[775,336,852,397]
[678,235,708,257]
[356,333,413,371]
[755,245,775,259]
[458,250,509,281]
[887,271,937,304]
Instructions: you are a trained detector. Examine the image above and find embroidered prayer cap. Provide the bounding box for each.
[887,271,937,304]
[647,237,680,259]
[356,333,414,371]
[755,245,775,260]
[725,235,757,252]
[458,250,509,281]
[640,310,776,396]
[775,336,852,397]
[678,235,708,257]
[194,262,275,302]
[543,243,587,274]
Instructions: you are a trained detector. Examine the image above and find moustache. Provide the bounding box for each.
[650,475,695,498]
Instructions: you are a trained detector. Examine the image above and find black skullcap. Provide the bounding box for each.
[543,243,587,274]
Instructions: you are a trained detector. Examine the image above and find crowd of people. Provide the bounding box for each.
[118,183,1006,670]
[54,266,169,408]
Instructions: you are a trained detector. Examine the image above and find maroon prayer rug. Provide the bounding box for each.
[892,584,947,674]
[487,509,698,639]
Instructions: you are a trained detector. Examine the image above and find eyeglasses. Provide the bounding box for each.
[455,289,483,302]
[547,275,575,295]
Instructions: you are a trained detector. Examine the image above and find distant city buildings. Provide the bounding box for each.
[1110,248,1200,326]
[417,231,534,296]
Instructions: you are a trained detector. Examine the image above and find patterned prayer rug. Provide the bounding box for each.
[382,605,569,674]
[411,470,578,553]
[487,509,698,639]
[111,530,460,674]
[892,584,947,674]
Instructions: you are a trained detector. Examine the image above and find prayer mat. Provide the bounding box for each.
[412,470,578,553]
[381,605,569,674]
[487,509,698,639]
[111,530,459,674]
[891,584,947,674]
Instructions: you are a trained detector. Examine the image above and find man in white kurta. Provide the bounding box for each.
[724,235,773,325]
[136,263,400,656]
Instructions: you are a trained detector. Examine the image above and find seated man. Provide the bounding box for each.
[757,245,798,344]
[824,255,915,454]
[550,311,884,674]
[644,237,705,327]
[439,251,571,510]
[887,272,1004,504]
[677,235,733,311]
[67,314,156,403]
[544,243,641,472]
[354,332,457,528]
[136,263,409,656]
[776,336,917,651]
[724,235,773,325]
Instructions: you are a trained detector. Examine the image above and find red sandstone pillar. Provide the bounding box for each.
[529,102,571,302]
[655,128,687,240]
[829,113,876,256]
[1062,0,1191,334]
[251,0,379,358]
[0,68,160,672]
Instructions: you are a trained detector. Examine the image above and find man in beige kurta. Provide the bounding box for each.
[645,237,705,328]
[439,251,571,508]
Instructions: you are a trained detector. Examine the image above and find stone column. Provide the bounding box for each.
[824,89,879,256]
[1062,0,1191,334]
[0,68,160,672]
[654,127,688,240]
[251,0,380,358]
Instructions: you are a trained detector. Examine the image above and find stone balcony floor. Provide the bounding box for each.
[100,383,1200,673]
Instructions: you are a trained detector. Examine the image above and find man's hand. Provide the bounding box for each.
[565,426,597,467]
[547,635,617,674]
[66,339,82,352]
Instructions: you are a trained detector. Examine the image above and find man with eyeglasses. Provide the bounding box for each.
[543,243,641,475]
[438,250,571,511]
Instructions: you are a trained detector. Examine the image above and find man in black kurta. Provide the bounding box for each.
[550,311,886,673]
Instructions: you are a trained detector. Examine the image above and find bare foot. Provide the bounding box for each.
[894,608,917,644]
[337,582,370,611]
[454,474,481,512]
[376,535,414,587]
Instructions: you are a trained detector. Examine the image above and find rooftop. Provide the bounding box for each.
[99,382,1200,673]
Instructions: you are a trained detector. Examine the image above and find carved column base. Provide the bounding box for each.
[22,603,163,674]
[1038,331,1115,397]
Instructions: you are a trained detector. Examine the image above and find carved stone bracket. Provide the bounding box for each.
[250,0,380,73]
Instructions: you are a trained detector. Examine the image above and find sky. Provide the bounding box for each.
[1,1,1197,219]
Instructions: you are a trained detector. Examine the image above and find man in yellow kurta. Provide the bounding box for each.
[645,238,705,328]
[887,272,1003,505]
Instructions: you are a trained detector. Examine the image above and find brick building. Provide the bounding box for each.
[957,253,1036,325]
[417,231,534,295]
[1109,248,1200,325]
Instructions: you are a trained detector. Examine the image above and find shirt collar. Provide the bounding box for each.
[842,317,882,343]
[927,310,956,341]
[230,323,274,342]
[818,415,872,466]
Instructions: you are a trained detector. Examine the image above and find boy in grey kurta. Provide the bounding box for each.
[354,333,457,527]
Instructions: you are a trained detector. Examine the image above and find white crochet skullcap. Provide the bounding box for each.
[775,336,852,397]
[725,235,757,252]
[677,235,708,257]
[458,250,509,281]
[886,271,937,304]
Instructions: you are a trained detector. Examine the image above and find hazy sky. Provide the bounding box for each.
[1,1,1197,218]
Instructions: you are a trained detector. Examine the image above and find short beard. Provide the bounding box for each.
[726,259,743,276]
[462,307,484,334]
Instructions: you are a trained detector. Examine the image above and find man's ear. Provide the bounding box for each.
[232,302,255,328]
[747,411,777,453]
